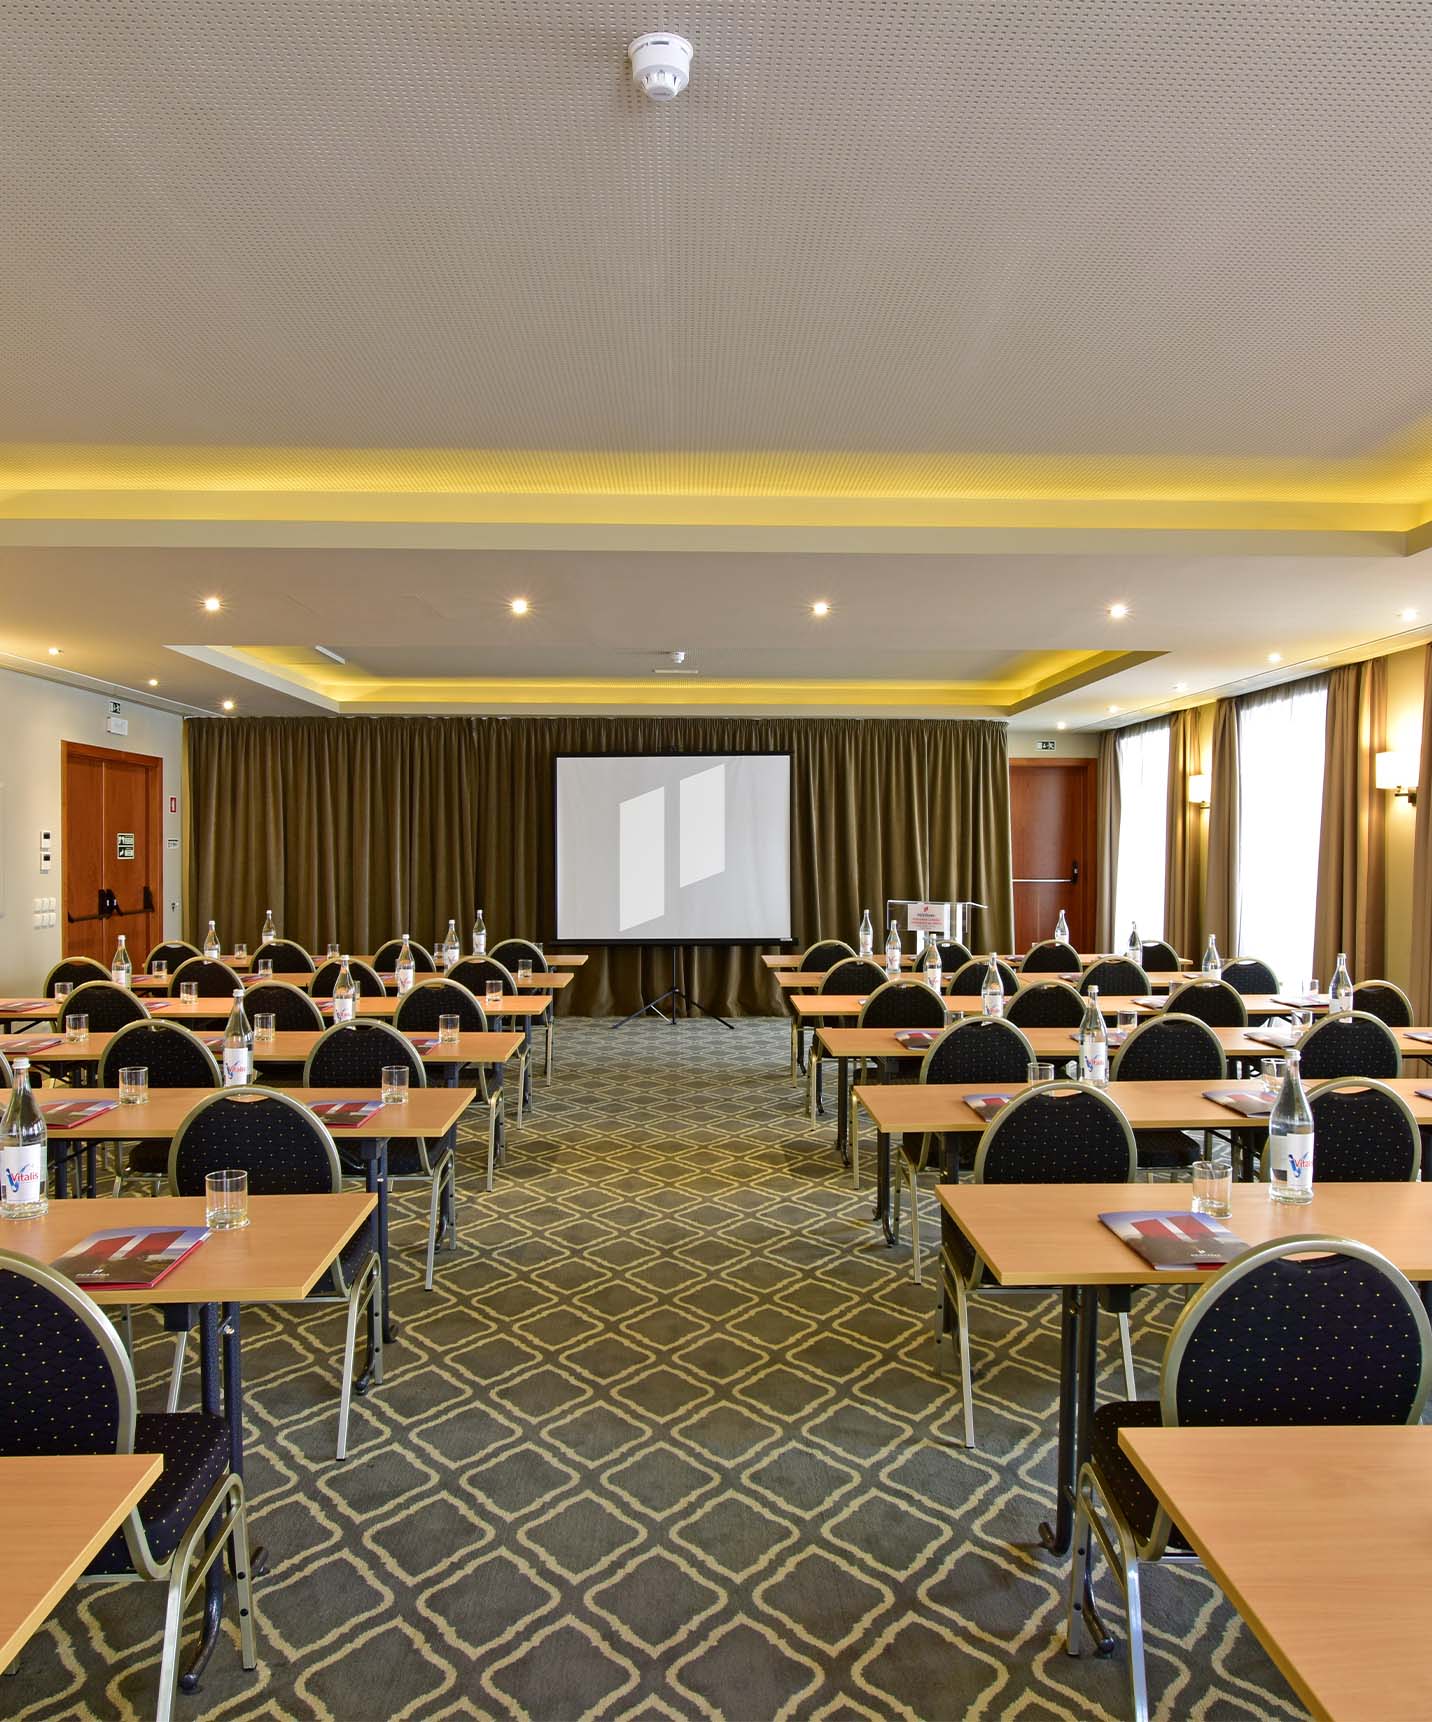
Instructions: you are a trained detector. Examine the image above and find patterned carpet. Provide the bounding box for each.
[7,1019,1305,1721]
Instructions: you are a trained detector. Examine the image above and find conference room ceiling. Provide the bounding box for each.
[2,0,1431,723]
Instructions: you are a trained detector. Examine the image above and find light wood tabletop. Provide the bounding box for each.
[0,1192,376,1304]
[267,970,574,995]
[817,1023,1432,1064]
[352,951,588,969]
[0,1453,164,1666]
[1119,1424,1432,1722]
[0,1028,523,1068]
[793,992,1160,1020]
[0,993,554,1023]
[5,1085,477,1140]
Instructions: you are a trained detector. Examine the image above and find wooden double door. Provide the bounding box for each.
[61,742,164,966]
[1009,759,1096,953]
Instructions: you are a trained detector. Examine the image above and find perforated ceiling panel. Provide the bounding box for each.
[3,1,1432,464]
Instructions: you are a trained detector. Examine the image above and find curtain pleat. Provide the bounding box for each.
[1313,659,1385,984]
[1408,649,1432,1017]
[1203,698,1240,956]
[185,715,1013,1016]
[1094,731,1120,950]
[1163,706,1204,960]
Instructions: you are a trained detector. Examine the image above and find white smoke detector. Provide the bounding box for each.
[628,33,692,102]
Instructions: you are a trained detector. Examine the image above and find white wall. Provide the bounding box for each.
[0,667,183,992]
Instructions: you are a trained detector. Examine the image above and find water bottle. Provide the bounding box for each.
[261,908,277,944]
[222,989,253,1087]
[1202,934,1222,979]
[443,920,460,971]
[472,910,487,956]
[395,934,416,995]
[333,956,358,1023]
[981,954,1004,1018]
[203,919,221,960]
[0,1059,47,1219]
[1126,921,1142,965]
[858,909,874,957]
[111,934,132,989]
[923,932,942,994]
[1268,1048,1314,1203]
[1330,952,1354,1017]
[884,919,902,977]
[1079,986,1109,1087]
[1054,909,1070,944]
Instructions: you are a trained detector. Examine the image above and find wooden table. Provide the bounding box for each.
[0,1027,523,1071]
[1,993,553,1025]
[0,1454,163,1667]
[257,969,573,995]
[935,1180,1432,1556]
[1119,1424,1432,1722]
[354,952,588,969]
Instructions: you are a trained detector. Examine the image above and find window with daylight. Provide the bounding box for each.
[1113,720,1170,947]
[1236,677,1328,988]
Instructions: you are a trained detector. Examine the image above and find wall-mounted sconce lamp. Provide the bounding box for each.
[1376,751,1419,807]
[1187,773,1211,808]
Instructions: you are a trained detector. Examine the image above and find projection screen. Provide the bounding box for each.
[555,754,792,942]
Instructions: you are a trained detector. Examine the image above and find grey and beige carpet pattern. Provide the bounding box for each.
[9,1019,1304,1720]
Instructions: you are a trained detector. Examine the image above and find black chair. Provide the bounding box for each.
[936,1084,1138,1447]
[169,957,243,997]
[41,956,109,995]
[1353,980,1414,1028]
[1067,1237,1431,1721]
[100,1021,222,1199]
[372,938,437,975]
[1110,1014,1227,1173]
[1294,1078,1421,1181]
[948,957,1020,998]
[1295,1009,1401,1080]
[804,959,891,1119]
[1079,958,1149,996]
[58,981,150,1034]
[919,939,972,971]
[799,939,856,973]
[143,940,202,973]
[312,958,388,998]
[1023,939,1080,974]
[244,980,325,1031]
[303,1021,455,1289]
[0,1049,10,1087]
[394,980,507,1189]
[448,956,517,1001]
[857,976,948,1034]
[1222,956,1279,995]
[251,938,316,977]
[1163,979,1248,1028]
[1007,979,1086,1029]
[1135,940,1181,974]
[489,939,556,1081]
[0,1251,258,1717]
[169,1090,382,1457]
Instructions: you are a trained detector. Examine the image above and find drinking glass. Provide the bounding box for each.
[327,942,341,960]
[150,960,167,980]
[534,942,545,957]
[1260,1057,1287,1095]
[233,942,248,962]
[516,959,533,982]
[53,981,73,1003]
[254,1012,276,1045]
[118,1066,148,1105]
[257,958,274,979]
[381,1065,409,1105]
[205,1168,250,1230]
[1191,1157,1233,1217]
[486,980,503,1009]
[1027,1061,1055,1084]
[180,981,199,1004]
[66,1013,88,1044]
[1116,1009,1139,1039]
[438,1013,461,1046]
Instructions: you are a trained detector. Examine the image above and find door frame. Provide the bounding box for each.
[60,740,165,958]
[1008,757,1098,949]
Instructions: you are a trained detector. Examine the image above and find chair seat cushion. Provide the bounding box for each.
[124,1140,170,1177]
[1134,1128,1202,1170]
[89,1413,229,1573]
[1088,1401,1192,1551]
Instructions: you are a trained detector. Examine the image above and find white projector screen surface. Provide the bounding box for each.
[556,754,791,942]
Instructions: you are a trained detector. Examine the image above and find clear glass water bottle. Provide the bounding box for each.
[0,1058,47,1219]
[884,919,902,977]
[395,933,416,995]
[1330,952,1354,1016]
[1202,934,1222,978]
[203,919,221,960]
[443,920,460,970]
[472,909,487,955]
[333,956,358,1022]
[923,932,942,994]
[1079,986,1109,1087]
[222,990,253,1087]
[111,933,132,989]
[1268,1048,1314,1203]
[261,908,277,944]
[1126,921,1142,965]
[981,954,1004,1018]
[858,909,874,957]
[1055,909,1070,944]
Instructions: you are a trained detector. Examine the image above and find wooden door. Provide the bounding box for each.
[1009,759,1095,954]
[61,742,163,966]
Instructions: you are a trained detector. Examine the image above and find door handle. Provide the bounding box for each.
[1014,867,1080,885]
[1071,860,1080,884]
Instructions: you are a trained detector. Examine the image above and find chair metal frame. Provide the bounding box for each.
[489,940,556,1081]
[58,979,152,1032]
[1294,1008,1403,1079]
[168,957,244,997]
[251,938,317,976]
[1022,938,1080,973]
[1351,978,1414,1027]
[41,955,110,996]
[1221,955,1280,995]
[1078,958,1150,996]
[101,1019,222,1198]
[1006,978,1086,1029]
[1162,978,1249,1027]
[143,939,203,972]
[243,978,326,1032]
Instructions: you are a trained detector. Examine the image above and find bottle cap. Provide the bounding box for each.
[13,1057,28,1071]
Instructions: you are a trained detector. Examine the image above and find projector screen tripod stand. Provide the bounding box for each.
[613,943,734,1030]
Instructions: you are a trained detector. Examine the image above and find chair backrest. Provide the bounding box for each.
[1162,1236,1430,1427]
[1222,956,1279,995]
[1136,940,1181,973]
[0,1050,10,1088]
[821,958,886,995]
[1353,980,1414,1028]
[243,980,325,1031]
[799,940,857,973]
[920,1018,1035,1085]
[42,957,109,996]
[170,1090,342,1196]
[312,958,388,998]
[974,1084,1138,1183]
[1022,939,1079,974]
[919,939,972,971]
[490,938,549,973]
[58,981,150,1033]
[1079,957,1149,995]
[1295,1010,1402,1080]
[1164,979,1248,1027]
[252,939,316,976]
[169,957,243,997]
[393,979,489,1033]
[143,940,201,971]
[948,958,1020,996]
[448,957,517,998]
[856,976,948,1030]
[1006,979,1085,1028]
[1296,1079,1421,1182]
[373,939,437,974]
[1111,1013,1226,1083]
[98,1020,221,1089]
[303,1019,427,1089]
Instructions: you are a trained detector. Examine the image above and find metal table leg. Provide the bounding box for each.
[873,1129,896,1245]
[1039,1284,1100,1558]
[182,1305,225,1691]
[364,1139,398,1346]
[835,1056,850,1166]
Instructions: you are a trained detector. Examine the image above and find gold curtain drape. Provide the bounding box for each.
[1094,730,1121,951]
[1202,698,1240,957]
[1163,706,1204,960]
[1408,649,1432,1017]
[184,715,1014,1016]
[1313,658,1386,984]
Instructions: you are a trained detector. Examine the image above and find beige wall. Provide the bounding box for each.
[1008,727,1099,758]
[1383,645,1423,994]
[0,667,183,992]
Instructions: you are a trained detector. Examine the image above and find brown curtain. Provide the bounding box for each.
[1202,698,1240,958]
[1094,730,1121,951]
[1409,649,1432,1018]
[1163,706,1204,960]
[184,715,1014,1016]
[1313,659,1386,984]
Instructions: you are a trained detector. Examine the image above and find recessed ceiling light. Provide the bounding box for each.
[1267,651,1282,664]
[147,678,159,687]
[1107,704,1121,714]
[1108,602,1129,620]
[46,645,61,656]
[1400,607,1420,622]
[220,699,235,711]
[1056,721,1067,731]
[811,600,831,617]
[510,598,529,616]
[202,596,222,613]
